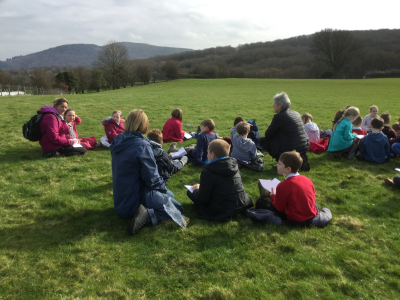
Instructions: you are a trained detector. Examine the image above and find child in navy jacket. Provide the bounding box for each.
[188,119,218,167]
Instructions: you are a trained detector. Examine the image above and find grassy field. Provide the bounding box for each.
[1,79,400,299]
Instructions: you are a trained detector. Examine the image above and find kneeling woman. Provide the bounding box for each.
[110,109,189,235]
[39,98,87,157]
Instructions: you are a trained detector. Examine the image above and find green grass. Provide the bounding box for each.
[1,78,400,299]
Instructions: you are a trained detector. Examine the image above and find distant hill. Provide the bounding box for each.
[0,42,192,69]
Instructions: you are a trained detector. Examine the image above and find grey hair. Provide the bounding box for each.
[273,92,291,110]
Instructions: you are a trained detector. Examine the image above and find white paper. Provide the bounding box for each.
[395,168,400,173]
[259,178,280,193]
[356,135,365,139]
[73,143,83,148]
[185,184,199,193]
[171,147,187,159]
[184,132,192,139]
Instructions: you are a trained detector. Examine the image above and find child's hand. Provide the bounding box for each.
[71,139,78,145]
[271,188,275,196]
[192,184,199,191]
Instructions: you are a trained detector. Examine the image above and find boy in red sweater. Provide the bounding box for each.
[352,116,367,136]
[256,150,317,226]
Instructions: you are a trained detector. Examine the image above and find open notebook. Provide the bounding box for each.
[259,178,281,193]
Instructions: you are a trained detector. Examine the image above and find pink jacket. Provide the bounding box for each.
[102,118,125,143]
[38,105,71,152]
[66,116,81,139]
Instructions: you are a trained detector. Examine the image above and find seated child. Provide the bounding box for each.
[247,120,262,148]
[187,119,218,167]
[64,109,100,149]
[352,116,367,135]
[357,117,392,163]
[362,105,378,131]
[302,113,320,143]
[231,121,257,161]
[332,109,344,127]
[102,110,125,144]
[147,129,188,184]
[328,106,360,159]
[255,150,318,226]
[380,111,397,140]
[389,122,400,155]
[162,108,185,143]
[187,139,253,222]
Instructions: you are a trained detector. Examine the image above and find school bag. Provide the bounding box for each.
[22,112,60,141]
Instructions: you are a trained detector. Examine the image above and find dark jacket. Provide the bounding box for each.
[359,131,390,163]
[189,157,253,222]
[191,131,218,167]
[259,109,309,160]
[110,131,167,218]
[382,125,397,140]
[248,121,261,145]
[149,140,182,184]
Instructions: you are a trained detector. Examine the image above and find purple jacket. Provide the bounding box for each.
[38,105,71,152]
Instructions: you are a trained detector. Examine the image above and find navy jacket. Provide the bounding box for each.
[189,157,253,222]
[149,140,182,184]
[110,131,167,218]
[359,131,390,163]
[191,131,218,166]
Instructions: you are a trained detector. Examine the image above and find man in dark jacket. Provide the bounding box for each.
[259,92,310,170]
[187,139,253,222]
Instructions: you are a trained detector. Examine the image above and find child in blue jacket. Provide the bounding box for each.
[188,119,218,167]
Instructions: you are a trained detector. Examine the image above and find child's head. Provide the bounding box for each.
[207,139,230,161]
[352,116,363,127]
[147,129,163,145]
[234,116,245,126]
[64,109,76,123]
[171,108,183,122]
[302,113,313,124]
[371,117,384,130]
[380,111,391,125]
[236,121,250,136]
[392,123,400,136]
[333,106,360,131]
[200,119,215,132]
[369,105,378,118]
[332,109,344,124]
[125,109,149,134]
[277,151,303,175]
[112,110,122,124]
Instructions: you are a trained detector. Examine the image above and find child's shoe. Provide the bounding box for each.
[185,144,196,151]
[384,178,395,187]
[168,142,179,153]
[258,180,269,200]
[180,156,188,167]
[127,204,151,235]
[43,151,61,158]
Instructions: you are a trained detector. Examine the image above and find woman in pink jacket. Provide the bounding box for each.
[39,98,87,158]
[64,109,100,150]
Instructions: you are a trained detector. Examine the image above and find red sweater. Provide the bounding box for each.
[352,128,367,136]
[270,175,317,222]
[162,117,185,142]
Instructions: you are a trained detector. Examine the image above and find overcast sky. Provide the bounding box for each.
[0,0,398,61]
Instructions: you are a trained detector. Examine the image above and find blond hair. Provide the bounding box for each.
[53,98,68,107]
[370,105,378,112]
[380,111,391,124]
[125,109,149,134]
[302,113,313,123]
[332,106,360,132]
[113,110,122,117]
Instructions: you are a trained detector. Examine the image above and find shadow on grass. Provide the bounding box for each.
[0,147,44,162]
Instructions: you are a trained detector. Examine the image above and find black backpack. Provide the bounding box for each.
[22,113,60,141]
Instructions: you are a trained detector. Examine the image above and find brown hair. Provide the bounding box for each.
[302,113,313,123]
[352,116,363,127]
[380,111,391,124]
[113,110,122,117]
[371,117,384,129]
[64,109,75,118]
[236,121,250,135]
[53,98,68,107]
[279,151,303,173]
[201,119,215,131]
[370,105,378,112]
[333,107,360,132]
[208,139,230,158]
[125,109,149,134]
[171,108,183,122]
[332,109,344,125]
[234,116,245,126]
[392,122,400,131]
[147,129,163,144]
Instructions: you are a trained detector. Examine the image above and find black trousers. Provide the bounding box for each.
[57,146,87,157]
[394,176,400,188]
[255,198,313,227]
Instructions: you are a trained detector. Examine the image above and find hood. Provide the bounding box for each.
[149,140,163,157]
[37,105,62,116]
[102,118,124,127]
[205,157,238,177]
[304,122,319,132]
[110,131,147,154]
[366,132,388,143]
[234,135,254,150]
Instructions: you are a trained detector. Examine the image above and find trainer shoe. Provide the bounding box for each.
[168,142,179,153]
[127,204,151,235]
[180,156,188,167]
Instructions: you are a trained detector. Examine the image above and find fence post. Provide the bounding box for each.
[8,85,11,96]
[0,84,2,96]
[36,86,38,95]
[24,86,26,95]
[17,85,20,95]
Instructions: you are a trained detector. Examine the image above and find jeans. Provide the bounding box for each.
[392,143,400,155]
[147,189,184,225]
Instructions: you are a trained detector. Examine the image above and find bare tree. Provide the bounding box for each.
[161,61,179,80]
[136,63,152,84]
[310,29,364,78]
[90,67,107,92]
[94,41,129,89]
[73,66,92,94]
[30,68,54,90]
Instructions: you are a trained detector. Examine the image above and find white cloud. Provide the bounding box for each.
[0,0,399,60]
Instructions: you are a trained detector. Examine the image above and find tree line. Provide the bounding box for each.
[1,29,399,91]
